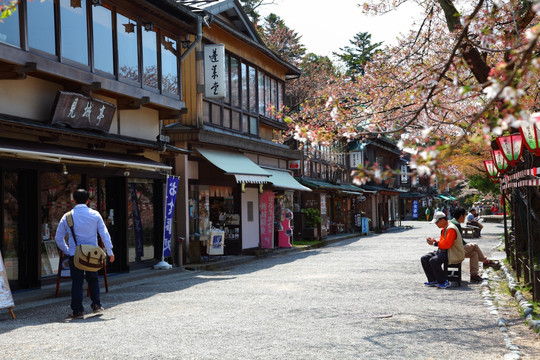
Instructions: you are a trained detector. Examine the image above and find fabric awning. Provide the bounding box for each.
[298,178,371,194]
[196,148,271,184]
[0,138,171,172]
[264,168,311,191]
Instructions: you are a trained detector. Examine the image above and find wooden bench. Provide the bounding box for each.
[445,262,462,287]
[462,225,480,238]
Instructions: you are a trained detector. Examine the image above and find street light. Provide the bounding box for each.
[519,113,540,156]
[490,149,508,173]
[496,133,523,166]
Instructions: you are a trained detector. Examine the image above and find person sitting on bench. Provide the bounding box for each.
[466,208,483,236]
[421,211,465,289]
[451,207,500,282]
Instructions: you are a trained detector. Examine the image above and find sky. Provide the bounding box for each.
[259,0,421,60]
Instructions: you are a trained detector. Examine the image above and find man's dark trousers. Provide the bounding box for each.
[69,257,101,313]
[421,250,448,283]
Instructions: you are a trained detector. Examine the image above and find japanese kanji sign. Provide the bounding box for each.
[50,91,116,132]
[162,176,179,258]
[204,44,225,99]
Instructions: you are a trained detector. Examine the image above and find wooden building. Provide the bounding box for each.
[0,0,197,290]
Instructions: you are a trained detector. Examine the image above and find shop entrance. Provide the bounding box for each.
[241,187,259,249]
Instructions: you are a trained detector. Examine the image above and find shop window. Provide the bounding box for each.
[27,0,56,55]
[92,4,114,74]
[249,116,258,135]
[203,101,210,123]
[117,12,139,83]
[211,103,221,126]
[258,72,265,114]
[242,114,249,133]
[161,33,178,96]
[40,172,82,278]
[2,172,18,281]
[0,2,20,47]
[241,62,248,111]
[60,0,88,65]
[142,26,159,89]
[249,66,257,112]
[127,180,155,263]
[230,57,239,107]
[223,108,231,128]
[231,110,241,131]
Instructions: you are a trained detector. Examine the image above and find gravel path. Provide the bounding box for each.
[0,221,523,359]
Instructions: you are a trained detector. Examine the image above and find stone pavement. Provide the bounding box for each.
[1,220,538,359]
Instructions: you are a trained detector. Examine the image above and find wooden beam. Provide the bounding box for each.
[117,96,150,110]
[158,108,182,120]
[0,62,36,80]
[64,81,102,96]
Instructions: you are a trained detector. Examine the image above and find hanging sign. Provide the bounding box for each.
[163,176,179,257]
[50,91,116,132]
[204,44,225,99]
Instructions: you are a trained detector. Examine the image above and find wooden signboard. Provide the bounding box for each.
[50,91,116,132]
[0,251,15,319]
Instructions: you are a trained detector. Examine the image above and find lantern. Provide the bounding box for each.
[496,134,523,166]
[519,113,540,156]
[483,159,498,179]
[491,149,508,173]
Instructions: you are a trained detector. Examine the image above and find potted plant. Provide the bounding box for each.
[301,208,322,240]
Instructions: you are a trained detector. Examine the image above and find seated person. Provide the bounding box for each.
[421,211,465,289]
[451,207,500,282]
[466,208,483,236]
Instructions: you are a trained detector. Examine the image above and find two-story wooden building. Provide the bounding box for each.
[0,0,198,290]
[165,0,307,261]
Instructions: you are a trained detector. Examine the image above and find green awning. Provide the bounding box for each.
[196,148,271,183]
[264,168,311,191]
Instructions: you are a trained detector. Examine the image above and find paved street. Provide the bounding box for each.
[0,221,529,359]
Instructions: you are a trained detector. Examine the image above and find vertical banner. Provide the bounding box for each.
[163,176,179,257]
[259,191,275,249]
[412,200,419,219]
[204,44,225,99]
[129,183,144,260]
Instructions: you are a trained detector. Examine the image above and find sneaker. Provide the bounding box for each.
[470,275,483,282]
[424,281,438,287]
[68,311,84,319]
[91,304,104,313]
[436,280,450,289]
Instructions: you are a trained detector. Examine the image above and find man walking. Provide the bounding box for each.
[421,211,465,289]
[55,188,115,319]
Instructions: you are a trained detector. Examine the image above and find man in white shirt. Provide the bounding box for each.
[466,208,483,236]
[55,189,115,319]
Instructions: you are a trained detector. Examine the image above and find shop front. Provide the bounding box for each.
[0,138,173,291]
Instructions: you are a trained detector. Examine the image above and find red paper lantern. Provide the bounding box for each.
[496,134,523,166]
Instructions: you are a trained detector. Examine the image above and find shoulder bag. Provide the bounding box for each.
[67,211,107,272]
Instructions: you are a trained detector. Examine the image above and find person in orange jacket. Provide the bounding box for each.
[420,211,465,289]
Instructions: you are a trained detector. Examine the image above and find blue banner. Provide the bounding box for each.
[412,200,419,219]
[163,176,179,257]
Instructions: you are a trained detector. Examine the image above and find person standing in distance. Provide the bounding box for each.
[55,188,115,319]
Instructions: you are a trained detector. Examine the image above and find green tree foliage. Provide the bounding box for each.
[333,32,382,76]
[467,174,500,195]
[238,0,275,24]
[260,13,306,65]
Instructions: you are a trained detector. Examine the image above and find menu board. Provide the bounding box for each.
[0,251,15,318]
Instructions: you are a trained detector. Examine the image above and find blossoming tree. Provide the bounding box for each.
[286,0,540,185]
